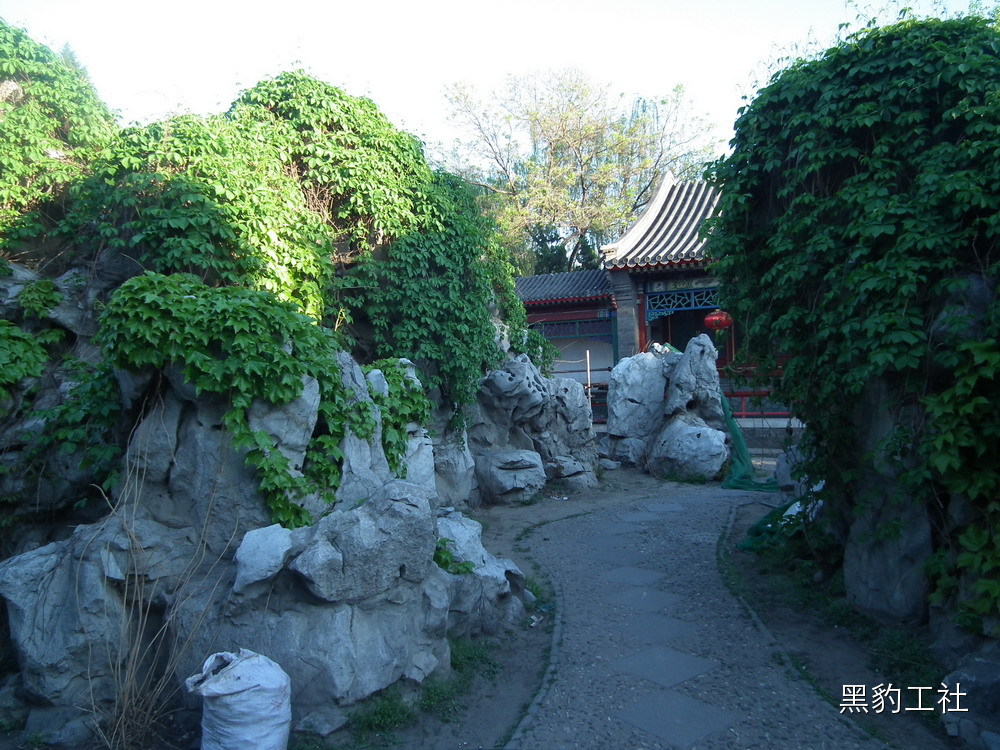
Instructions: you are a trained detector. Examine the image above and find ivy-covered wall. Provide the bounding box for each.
[707,15,1000,630]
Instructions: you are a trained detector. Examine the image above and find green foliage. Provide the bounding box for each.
[0,320,46,404]
[17,278,61,317]
[366,358,431,476]
[707,14,1000,626]
[233,70,434,252]
[433,538,475,575]
[28,357,122,495]
[0,21,114,242]
[350,686,416,735]
[349,173,511,407]
[0,29,530,527]
[98,272,361,526]
[55,111,336,318]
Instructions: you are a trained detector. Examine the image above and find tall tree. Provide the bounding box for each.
[444,69,719,274]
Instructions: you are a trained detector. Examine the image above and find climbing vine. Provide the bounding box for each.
[366,358,432,477]
[17,278,61,317]
[232,71,435,253]
[0,319,46,406]
[55,111,337,319]
[1,25,536,530]
[98,272,361,526]
[350,173,527,407]
[0,21,114,244]
[706,15,1000,629]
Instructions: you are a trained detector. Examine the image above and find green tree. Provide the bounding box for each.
[707,14,1000,624]
[445,69,719,274]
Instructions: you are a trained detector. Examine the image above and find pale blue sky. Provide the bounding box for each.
[0,0,980,151]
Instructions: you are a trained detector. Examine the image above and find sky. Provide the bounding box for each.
[0,0,983,155]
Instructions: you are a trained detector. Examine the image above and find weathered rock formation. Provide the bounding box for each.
[605,334,730,480]
[0,347,529,745]
[466,353,600,503]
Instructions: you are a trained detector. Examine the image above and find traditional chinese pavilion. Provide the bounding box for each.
[600,173,726,362]
[515,175,786,420]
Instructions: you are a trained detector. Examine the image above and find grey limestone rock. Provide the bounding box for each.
[474,450,546,505]
[663,333,726,430]
[646,413,729,481]
[290,480,436,602]
[234,523,294,594]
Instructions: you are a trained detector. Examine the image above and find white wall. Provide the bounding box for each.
[549,339,614,385]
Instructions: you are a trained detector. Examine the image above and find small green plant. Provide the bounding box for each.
[16,279,62,317]
[365,359,432,477]
[433,538,475,575]
[350,686,416,735]
[0,320,47,405]
[867,628,943,691]
[418,637,499,720]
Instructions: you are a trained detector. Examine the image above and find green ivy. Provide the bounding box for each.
[349,174,512,407]
[706,15,1000,627]
[0,21,114,243]
[433,538,475,575]
[98,272,360,527]
[28,357,122,494]
[0,319,46,405]
[365,358,432,477]
[17,278,61,317]
[1,32,532,527]
[55,111,336,319]
[232,71,435,252]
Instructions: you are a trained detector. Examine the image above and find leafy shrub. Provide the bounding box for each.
[0,21,114,243]
[0,320,46,404]
[707,14,1000,626]
[349,173,511,407]
[233,70,435,252]
[55,111,336,318]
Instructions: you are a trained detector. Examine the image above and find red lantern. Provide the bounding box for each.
[704,309,732,331]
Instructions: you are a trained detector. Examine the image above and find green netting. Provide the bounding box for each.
[721,393,779,492]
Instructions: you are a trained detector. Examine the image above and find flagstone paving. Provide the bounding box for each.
[493,473,888,750]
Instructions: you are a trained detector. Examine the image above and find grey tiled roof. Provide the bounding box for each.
[602,175,719,269]
[515,269,612,305]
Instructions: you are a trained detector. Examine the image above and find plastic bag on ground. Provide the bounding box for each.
[185,648,291,750]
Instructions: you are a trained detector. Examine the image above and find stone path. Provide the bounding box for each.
[484,473,888,750]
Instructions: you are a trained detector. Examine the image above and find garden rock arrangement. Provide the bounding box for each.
[0,280,544,744]
[605,334,730,480]
[466,353,600,503]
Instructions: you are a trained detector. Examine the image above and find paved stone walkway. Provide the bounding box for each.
[493,474,887,750]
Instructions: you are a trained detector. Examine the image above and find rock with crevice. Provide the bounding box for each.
[473,449,546,505]
[606,335,730,480]
[469,354,599,503]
